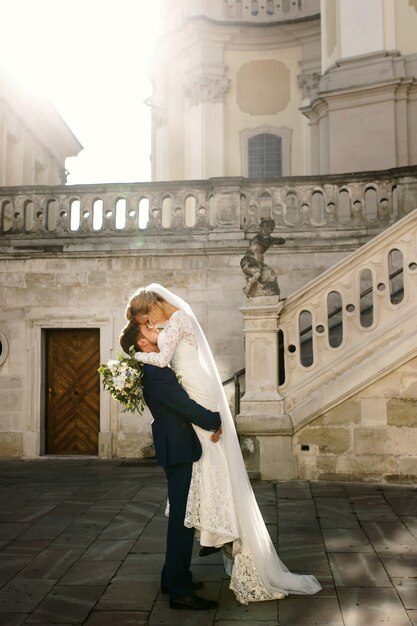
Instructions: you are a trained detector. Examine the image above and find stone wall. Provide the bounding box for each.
[0,243,353,459]
[294,355,417,483]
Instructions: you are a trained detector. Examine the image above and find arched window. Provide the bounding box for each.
[240,125,291,178]
[248,133,282,178]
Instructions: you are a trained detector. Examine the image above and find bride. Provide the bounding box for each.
[125,283,322,604]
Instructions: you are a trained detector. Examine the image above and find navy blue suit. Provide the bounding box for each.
[142,364,221,598]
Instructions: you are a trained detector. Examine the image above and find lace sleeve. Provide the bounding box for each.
[134,311,187,367]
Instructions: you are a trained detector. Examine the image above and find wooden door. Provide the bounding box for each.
[46,329,100,455]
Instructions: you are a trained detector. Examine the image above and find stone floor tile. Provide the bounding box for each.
[408,609,417,626]
[49,529,101,551]
[349,494,400,522]
[80,539,135,561]
[131,519,167,553]
[148,598,216,625]
[130,484,167,505]
[16,519,72,542]
[384,494,417,516]
[25,584,104,623]
[0,557,31,587]
[59,560,121,586]
[86,500,127,513]
[118,501,160,522]
[15,547,82,580]
[403,516,417,538]
[266,523,277,544]
[258,505,276,524]
[115,553,163,577]
[0,540,50,558]
[216,622,278,626]
[1,505,56,525]
[338,587,413,626]
[251,482,277,505]
[322,528,373,552]
[95,580,158,611]
[277,542,330,574]
[310,483,346,498]
[278,518,319,531]
[315,498,359,529]
[328,552,392,587]
[0,614,28,625]
[278,532,325,548]
[278,500,317,516]
[100,484,142,501]
[0,578,57,612]
[98,519,147,541]
[215,580,278,621]
[278,534,330,576]
[0,525,29,542]
[393,578,417,610]
[379,552,417,577]
[362,521,417,553]
[276,486,313,500]
[279,598,344,626]
[84,611,148,625]
[342,483,382,495]
[314,573,337,598]
[187,564,226,582]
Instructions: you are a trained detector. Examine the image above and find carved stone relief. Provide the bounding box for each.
[184,75,231,106]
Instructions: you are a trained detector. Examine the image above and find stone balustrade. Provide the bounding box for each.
[1,167,416,246]
[224,0,320,21]
[278,206,417,429]
[160,0,320,31]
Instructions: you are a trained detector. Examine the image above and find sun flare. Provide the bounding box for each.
[0,0,161,183]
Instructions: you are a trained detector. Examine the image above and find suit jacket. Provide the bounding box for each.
[142,364,221,467]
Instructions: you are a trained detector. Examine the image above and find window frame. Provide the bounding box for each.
[240,125,292,178]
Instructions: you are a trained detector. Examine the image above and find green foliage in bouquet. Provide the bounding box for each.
[98,346,145,414]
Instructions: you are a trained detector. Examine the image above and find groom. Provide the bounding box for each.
[120,321,221,611]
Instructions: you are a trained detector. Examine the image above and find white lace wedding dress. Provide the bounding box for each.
[135,304,322,604]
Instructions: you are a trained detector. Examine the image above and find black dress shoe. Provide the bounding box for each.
[161,580,204,595]
[199,546,222,557]
[169,592,218,611]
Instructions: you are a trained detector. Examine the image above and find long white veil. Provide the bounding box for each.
[146,283,321,596]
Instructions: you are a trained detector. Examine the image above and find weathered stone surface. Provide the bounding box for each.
[0,433,23,458]
[297,427,351,454]
[387,397,417,426]
[335,454,397,475]
[398,457,417,475]
[354,427,417,456]
[314,399,361,426]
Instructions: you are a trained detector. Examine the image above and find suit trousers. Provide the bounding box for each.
[161,462,195,599]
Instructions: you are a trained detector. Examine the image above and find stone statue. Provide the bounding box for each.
[240,218,285,297]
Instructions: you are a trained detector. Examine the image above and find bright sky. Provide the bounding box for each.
[0,0,161,184]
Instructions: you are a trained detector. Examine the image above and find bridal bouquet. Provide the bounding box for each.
[98,348,145,414]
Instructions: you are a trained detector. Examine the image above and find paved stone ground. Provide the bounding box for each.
[0,459,416,626]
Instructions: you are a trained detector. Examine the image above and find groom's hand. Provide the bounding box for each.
[210,427,222,443]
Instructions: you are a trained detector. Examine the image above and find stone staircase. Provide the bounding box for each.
[278,208,417,430]
[238,208,417,481]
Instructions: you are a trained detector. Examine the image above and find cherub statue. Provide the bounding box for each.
[240,218,285,297]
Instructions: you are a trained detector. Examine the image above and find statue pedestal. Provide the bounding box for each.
[237,296,296,480]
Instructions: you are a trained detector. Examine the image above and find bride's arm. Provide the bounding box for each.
[134,312,184,367]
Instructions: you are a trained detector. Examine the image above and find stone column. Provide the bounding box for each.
[237,296,296,480]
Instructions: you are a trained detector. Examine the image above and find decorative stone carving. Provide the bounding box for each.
[297,72,321,99]
[240,218,285,297]
[184,75,231,106]
[145,97,168,129]
[216,196,236,225]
